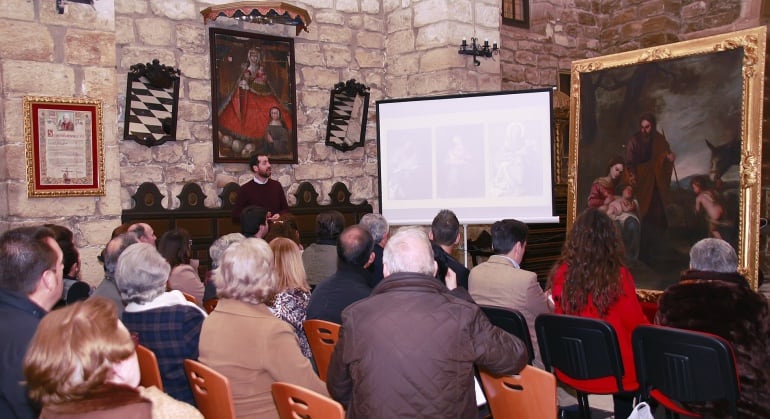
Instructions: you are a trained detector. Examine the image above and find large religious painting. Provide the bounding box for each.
[568,27,766,297]
[23,96,105,197]
[210,28,298,163]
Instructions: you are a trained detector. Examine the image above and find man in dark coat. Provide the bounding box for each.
[306,225,374,325]
[657,238,770,417]
[430,209,470,289]
[326,227,527,419]
[0,226,64,419]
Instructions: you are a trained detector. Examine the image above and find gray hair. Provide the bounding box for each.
[214,238,276,304]
[115,243,170,304]
[689,238,738,273]
[383,227,435,276]
[209,233,246,269]
[359,213,389,244]
[104,233,139,280]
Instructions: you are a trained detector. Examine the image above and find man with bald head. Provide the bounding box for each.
[306,225,374,324]
[326,227,527,418]
[128,222,156,246]
[0,226,63,418]
[93,232,139,316]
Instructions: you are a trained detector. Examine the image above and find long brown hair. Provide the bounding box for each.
[549,208,625,315]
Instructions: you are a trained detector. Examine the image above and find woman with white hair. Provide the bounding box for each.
[23,297,201,418]
[115,243,206,406]
[199,238,326,419]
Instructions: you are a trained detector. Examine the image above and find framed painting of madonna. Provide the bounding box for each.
[567,27,766,297]
[210,28,298,163]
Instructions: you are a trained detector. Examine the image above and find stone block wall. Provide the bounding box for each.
[0,0,120,283]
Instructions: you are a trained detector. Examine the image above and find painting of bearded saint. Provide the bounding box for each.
[576,48,744,292]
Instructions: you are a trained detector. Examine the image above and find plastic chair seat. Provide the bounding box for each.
[136,344,163,391]
[184,359,236,419]
[272,381,344,419]
[480,305,536,365]
[479,365,557,419]
[302,319,340,382]
[632,325,740,418]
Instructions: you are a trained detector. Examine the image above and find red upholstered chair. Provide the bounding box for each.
[535,313,637,419]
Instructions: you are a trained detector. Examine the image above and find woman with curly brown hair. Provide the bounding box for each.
[548,208,648,418]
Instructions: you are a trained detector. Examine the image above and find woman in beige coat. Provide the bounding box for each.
[198,238,327,419]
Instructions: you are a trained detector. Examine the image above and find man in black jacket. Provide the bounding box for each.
[306,225,373,325]
[430,209,469,289]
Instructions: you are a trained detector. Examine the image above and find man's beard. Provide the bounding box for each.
[258,169,271,178]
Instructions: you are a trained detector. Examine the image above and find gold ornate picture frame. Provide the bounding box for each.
[23,96,105,197]
[568,27,766,296]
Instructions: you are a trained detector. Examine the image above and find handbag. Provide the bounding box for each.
[628,401,654,419]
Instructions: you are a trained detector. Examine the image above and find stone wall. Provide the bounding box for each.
[1,0,768,285]
[0,0,120,283]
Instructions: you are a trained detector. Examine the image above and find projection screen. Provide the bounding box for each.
[376,89,558,225]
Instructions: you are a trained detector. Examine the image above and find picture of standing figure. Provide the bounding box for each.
[217,47,292,153]
[211,29,298,163]
[265,106,290,156]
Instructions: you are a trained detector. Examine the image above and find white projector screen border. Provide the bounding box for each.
[376,89,558,225]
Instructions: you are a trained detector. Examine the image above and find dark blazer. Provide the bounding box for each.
[0,289,46,419]
[432,242,470,289]
[306,261,372,325]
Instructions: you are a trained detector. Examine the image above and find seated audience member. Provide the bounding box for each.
[199,238,326,418]
[302,210,346,287]
[158,228,204,305]
[240,205,269,238]
[115,243,206,406]
[657,238,770,417]
[327,227,527,418]
[0,226,62,419]
[268,238,312,359]
[263,213,302,248]
[306,225,374,324]
[46,224,91,306]
[203,233,245,303]
[548,208,648,419]
[469,219,551,368]
[127,223,157,246]
[23,297,202,419]
[430,209,470,289]
[359,213,389,288]
[93,233,138,316]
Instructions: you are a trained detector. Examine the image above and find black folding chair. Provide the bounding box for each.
[535,313,633,419]
[632,325,740,418]
[480,305,535,365]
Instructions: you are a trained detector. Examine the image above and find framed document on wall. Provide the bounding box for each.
[23,96,105,197]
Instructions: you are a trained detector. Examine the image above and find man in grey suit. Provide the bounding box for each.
[468,218,552,369]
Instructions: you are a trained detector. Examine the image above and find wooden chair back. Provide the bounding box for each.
[302,319,340,381]
[183,359,236,419]
[203,297,218,314]
[181,291,199,305]
[479,365,558,419]
[135,344,163,391]
[271,382,345,419]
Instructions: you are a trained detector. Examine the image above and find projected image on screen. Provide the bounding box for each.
[436,125,484,199]
[377,89,558,225]
[385,128,432,200]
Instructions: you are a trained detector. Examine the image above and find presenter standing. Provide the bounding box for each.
[232,154,289,223]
